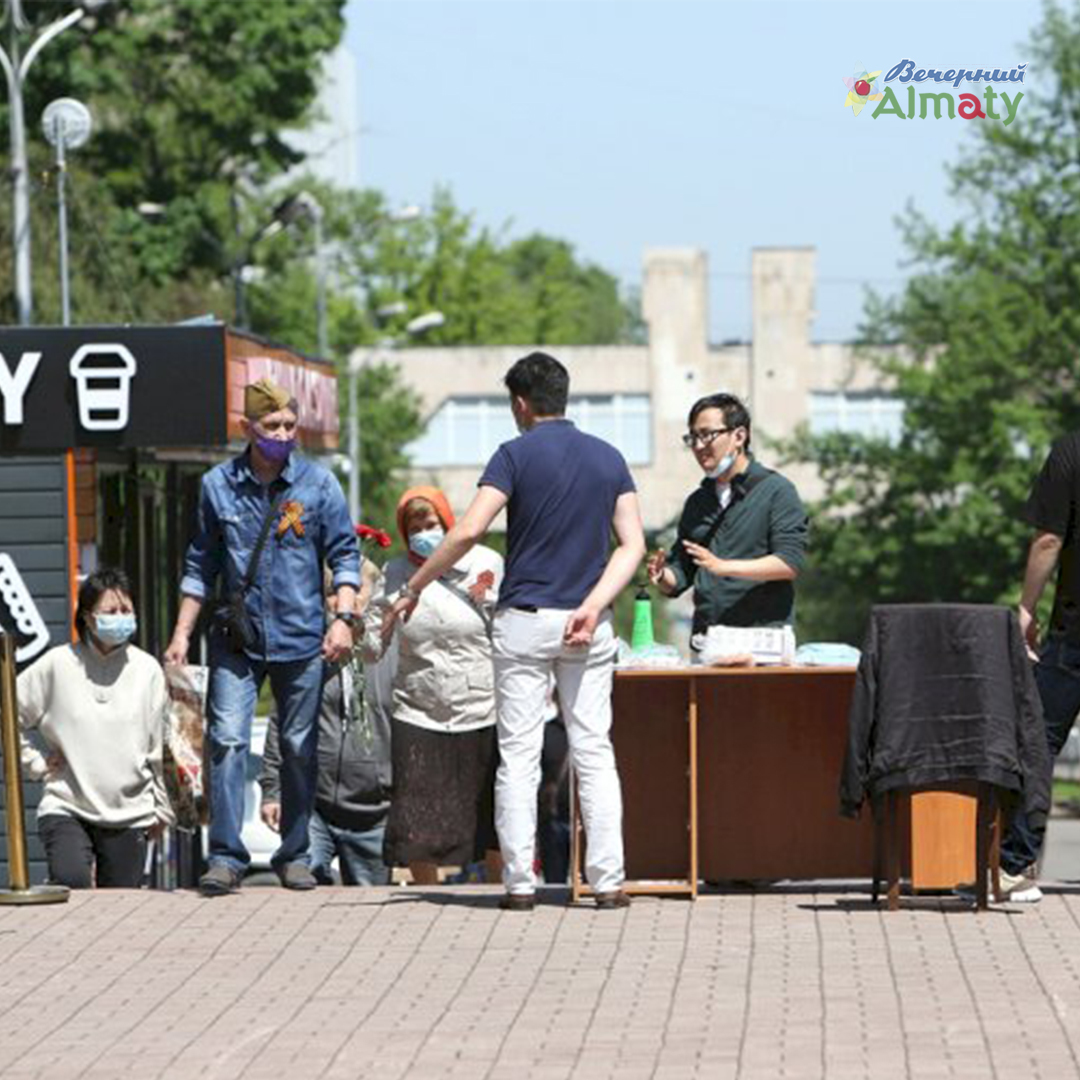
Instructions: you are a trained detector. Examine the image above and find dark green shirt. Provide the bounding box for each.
[666,458,809,634]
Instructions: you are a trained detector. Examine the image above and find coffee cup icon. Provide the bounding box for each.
[69,344,137,431]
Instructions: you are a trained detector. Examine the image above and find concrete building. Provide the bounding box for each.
[354,248,899,533]
[285,45,360,190]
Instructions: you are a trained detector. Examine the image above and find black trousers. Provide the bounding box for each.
[538,717,571,884]
[38,814,147,889]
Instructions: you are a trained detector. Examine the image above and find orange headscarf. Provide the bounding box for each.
[395,486,456,549]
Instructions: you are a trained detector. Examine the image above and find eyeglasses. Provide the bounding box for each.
[682,427,733,449]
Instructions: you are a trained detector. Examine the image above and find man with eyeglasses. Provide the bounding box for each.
[647,393,808,643]
[165,378,360,896]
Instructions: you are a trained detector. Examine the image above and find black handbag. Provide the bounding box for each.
[212,491,285,654]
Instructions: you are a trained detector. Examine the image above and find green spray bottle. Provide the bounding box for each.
[630,583,655,651]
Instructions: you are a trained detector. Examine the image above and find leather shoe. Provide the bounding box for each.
[199,863,241,897]
[499,893,536,912]
[594,890,631,910]
[277,861,317,891]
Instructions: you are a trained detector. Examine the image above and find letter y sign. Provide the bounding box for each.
[0,351,42,425]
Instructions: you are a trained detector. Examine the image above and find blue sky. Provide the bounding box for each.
[348,0,1045,343]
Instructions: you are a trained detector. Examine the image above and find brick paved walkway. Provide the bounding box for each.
[1,884,1080,1079]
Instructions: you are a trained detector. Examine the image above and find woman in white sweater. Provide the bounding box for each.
[18,568,173,889]
[364,486,503,885]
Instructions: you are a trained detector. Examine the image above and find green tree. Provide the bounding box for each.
[307,186,643,349]
[0,6,638,536]
[0,0,346,324]
[787,2,1080,643]
[243,182,641,532]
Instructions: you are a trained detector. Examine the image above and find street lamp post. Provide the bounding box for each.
[282,192,327,358]
[0,0,108,325]
[234,191,327,355]
[42,97,92,326]
[347,310,444,523]
[140,189,329,354]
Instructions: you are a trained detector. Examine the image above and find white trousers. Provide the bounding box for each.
[492,607,624,895]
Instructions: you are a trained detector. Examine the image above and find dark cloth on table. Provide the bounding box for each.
[383,721,498,867]
[839,604,1051,826]
[1026,432,1080,644]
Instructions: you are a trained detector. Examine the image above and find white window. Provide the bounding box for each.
[809,391,904,443]
[408,394,652,467]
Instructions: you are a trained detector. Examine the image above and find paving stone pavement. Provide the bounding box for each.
[2,883,1080,1080]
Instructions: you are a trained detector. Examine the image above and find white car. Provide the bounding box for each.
[241,718,281,870]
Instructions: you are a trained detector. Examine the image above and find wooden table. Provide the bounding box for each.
[571,665,977,900]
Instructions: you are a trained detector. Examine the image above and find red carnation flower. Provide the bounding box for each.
[356,524,392,548]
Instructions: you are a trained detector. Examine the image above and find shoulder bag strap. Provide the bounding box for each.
[437,575,495,639]
[239,488,286,594]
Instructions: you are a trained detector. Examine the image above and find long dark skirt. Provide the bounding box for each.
[383,721,498,867]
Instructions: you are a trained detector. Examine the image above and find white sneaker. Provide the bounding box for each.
[998,866,1043,903]
[954,864,1043,903]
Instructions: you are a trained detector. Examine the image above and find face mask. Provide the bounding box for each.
[706,452,736,480]
[94,612,137,646]
[254,433,295,464]
[408,527,445,559]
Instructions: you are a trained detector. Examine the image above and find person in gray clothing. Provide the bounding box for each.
[260,566,394,885]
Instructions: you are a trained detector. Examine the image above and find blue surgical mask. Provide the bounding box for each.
[254,433,295,464]
[408,527,445,559]
[706,452,736,480]
[94,612,137,646]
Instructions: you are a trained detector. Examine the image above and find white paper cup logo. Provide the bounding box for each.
[68,344,137,431]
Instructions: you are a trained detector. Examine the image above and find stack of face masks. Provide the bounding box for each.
[793,642,861,667]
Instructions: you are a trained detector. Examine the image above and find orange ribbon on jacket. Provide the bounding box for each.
[278,500,305,538]
[469,570,495,602]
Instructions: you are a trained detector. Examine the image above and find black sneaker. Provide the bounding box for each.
[199,864,241,897]
[277,862,317,891]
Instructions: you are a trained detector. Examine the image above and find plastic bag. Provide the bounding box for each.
[164,664,209,831]
[616,638,685,670]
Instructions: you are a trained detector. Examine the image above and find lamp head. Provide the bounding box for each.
[405,311,445,336]
[273,191,322,226]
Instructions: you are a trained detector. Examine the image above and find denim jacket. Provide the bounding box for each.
[180,450,360,662]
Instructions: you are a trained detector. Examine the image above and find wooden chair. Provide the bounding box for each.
[871,781,1003,910]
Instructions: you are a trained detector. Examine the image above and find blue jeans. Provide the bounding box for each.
[207,649,323,874]
[309,809,390,886]
[1000,636,1080,874]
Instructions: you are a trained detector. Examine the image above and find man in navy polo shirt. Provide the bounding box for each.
[387,351,645,910]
